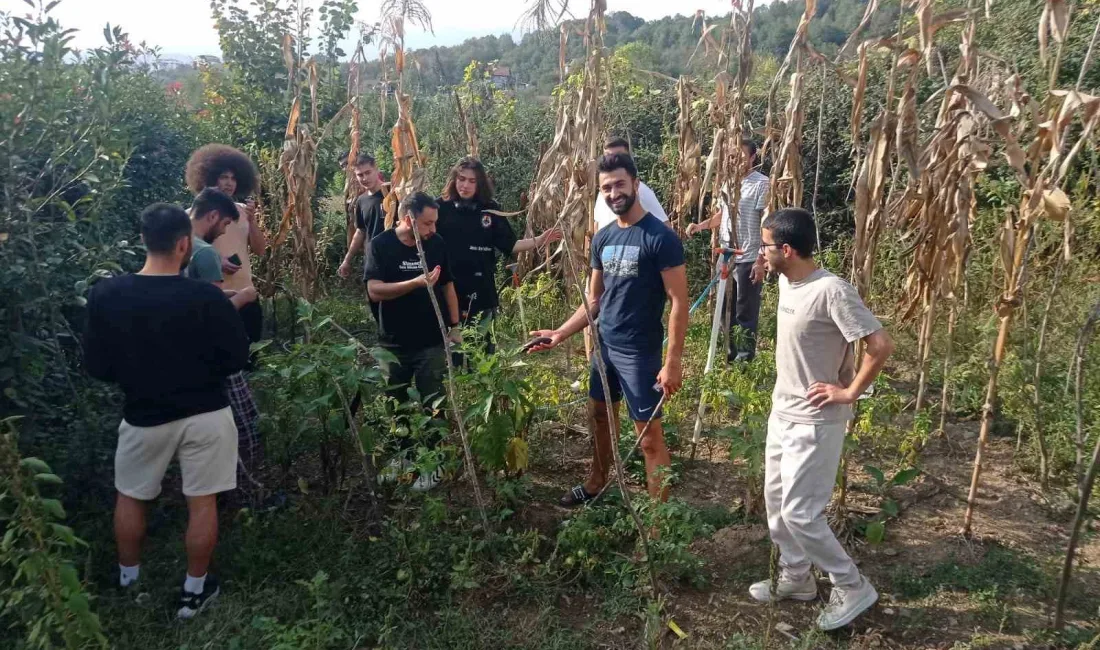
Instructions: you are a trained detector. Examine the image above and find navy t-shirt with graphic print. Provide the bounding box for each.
[591,213,685,353]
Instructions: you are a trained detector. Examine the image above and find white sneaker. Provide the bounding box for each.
[748,572,818,603]
[817,577,878,631]
[410,467,442,492]
[377,456,411,485]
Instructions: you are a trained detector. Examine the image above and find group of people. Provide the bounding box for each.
[83,135,894,632]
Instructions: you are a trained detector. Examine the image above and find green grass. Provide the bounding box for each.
[888,543,1049,601]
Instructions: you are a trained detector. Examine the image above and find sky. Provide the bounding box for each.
[0,0,738,59]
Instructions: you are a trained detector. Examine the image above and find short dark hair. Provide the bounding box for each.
[184,144,259,198]
[742,138,758,161]
[400,191,438,219]
[141,203,192,254]
[354,153,376,168]
[191,188,240,223]
[604,136,630,151]
[441,156,495,204]
[762,208,816,258]
[596,152,638,179]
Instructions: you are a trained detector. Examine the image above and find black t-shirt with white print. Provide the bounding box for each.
[364,228,453,351]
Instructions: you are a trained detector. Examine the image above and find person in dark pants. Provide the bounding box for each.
[435,156,561,354]
[528,153,689,507]
[365,192,461,492]
[686,138,770,362]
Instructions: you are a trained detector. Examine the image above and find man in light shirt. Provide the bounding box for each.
[750,207,894,632]
[686,139,770,362]
[593,137,669,230]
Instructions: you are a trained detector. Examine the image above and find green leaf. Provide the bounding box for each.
[865,521,885,545]
[34,473,63,486]
[371,347,400,366]
[20,457,51,473]
[59,563,81,592]
[50,523,78,547]
[40,498,66,519]
[889,468,921,487]
[66,593,90,616]
[863,464,885,487]
[882,499,900,518]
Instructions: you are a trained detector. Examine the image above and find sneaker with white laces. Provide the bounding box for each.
[410,467,442,492]
[748,572,818,603]
[817,577,878,631]
[377,456,411,485]
[177,575,220,620]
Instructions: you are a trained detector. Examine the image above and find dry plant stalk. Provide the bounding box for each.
[696,0,755,262]
[452,88,479,157]
[274,62,352,303]
[1053,298,1100,630]
[524,0,607,286]
[764,0,816,211]
[670,76,701,231]
[896,19,983,416]
[343,50,365,250]
[958,76,1099,536]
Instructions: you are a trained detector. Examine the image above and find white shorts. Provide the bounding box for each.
[114,407,238,500]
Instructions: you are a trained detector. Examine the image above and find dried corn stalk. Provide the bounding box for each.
[379,7,430,225]
[764,0,816,211]
[525,0,607,284]
[959,78,1100,537]
[894,28,986,415]
[696,0,755,258]
[343,47,365,249]
[671,76,702,231]
[272,59,353,302]
[453,88,479,158]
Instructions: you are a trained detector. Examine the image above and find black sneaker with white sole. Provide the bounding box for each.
[177,575,220,620]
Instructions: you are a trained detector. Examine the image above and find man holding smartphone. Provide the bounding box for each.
[185,146,266,498]
[185,144,267,343]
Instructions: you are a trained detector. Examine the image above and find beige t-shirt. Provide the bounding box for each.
[212,213,252,292]
[772,268,881,424]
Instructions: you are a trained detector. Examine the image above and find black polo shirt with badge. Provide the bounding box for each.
[435,198,518,318]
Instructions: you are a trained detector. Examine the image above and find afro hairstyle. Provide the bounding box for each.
[184,144,259,199]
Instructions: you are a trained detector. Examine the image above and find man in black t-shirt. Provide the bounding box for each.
[85,203,249,620]
[338,154,388,279]
[529,153,689,507]
[365,192,460,491]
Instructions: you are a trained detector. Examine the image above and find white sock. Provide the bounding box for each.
[119,564,140,587]
[183,573,206,595]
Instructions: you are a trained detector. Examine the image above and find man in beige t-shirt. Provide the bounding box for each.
[749,208,895,632]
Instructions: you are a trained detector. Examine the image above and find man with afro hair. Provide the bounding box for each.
[184,145,266,341]
[184,144,266,500]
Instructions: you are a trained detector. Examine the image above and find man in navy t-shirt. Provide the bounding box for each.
[529,153,689,507]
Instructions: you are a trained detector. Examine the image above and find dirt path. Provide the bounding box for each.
[515,415,1100,649]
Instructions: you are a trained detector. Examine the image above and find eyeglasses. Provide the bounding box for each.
[759,243,781,252]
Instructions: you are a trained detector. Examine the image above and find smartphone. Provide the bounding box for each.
[227,253,242,266]
[521,336,553,352]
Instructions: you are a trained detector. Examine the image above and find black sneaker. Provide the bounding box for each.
[177,575,220,620]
